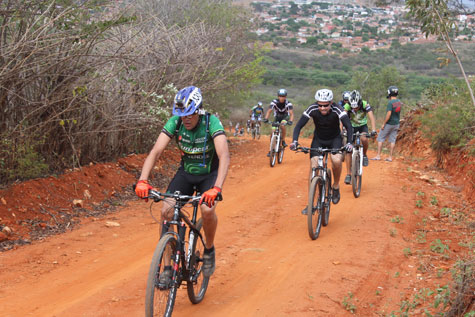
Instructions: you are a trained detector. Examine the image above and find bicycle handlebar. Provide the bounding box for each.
[265,121,286,127]
[293,146,345,155]
[341,131,376,138]
[132,185,223,203]
[146,189,223,204]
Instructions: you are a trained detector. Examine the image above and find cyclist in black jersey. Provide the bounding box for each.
[263,89,294,149]
[290,88,353,211]
[135,85,230,279]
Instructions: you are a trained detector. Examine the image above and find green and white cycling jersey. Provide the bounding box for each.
[162,114,225,175]
[344,100,373,127]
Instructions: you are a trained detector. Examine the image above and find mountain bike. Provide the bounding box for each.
[251,120,261,140]
[350,131,375,198]
[267,120,287,167]
[294,146,344,240]
[140,188,222,317]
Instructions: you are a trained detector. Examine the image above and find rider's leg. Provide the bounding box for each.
[200,203,218,249]
[362,136,369,156]
[200,202,218,277]
[160,198,175,266]
[345,153,351,175]
[330,153,343,189]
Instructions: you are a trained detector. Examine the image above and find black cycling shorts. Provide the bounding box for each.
[310,136,343,158]
[352,125,368,143]
[274,113,289,123]
[167,167,217,195]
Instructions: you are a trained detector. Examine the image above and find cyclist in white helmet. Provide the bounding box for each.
[249,101,265,131]
[290,88,353,213]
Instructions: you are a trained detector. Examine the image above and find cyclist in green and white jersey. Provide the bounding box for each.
[343,90,376,184]
[135,85,230,280]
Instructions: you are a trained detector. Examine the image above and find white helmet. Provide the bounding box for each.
[315,89,333,102]
[349,90,361,109]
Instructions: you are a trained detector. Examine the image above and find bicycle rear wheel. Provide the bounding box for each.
[322,169,332,227]
[269,134,277,167]
[145,234,179,317]
[352,152,362,198]
[187,219,210,304]
[307,176,324,240]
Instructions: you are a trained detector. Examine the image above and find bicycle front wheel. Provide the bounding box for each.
[269,134,277,167]
[277,145,284,164]
[308,176,324,240]
[256,126,260,139]
[187,219,210,304]
[352,152,362,198]
[145,234,179,317]
[322,169,332,227]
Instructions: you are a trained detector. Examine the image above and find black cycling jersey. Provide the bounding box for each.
[293,102,353,143]
[269,99,293,115]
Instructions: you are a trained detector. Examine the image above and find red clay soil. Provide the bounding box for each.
[0,134,473,316]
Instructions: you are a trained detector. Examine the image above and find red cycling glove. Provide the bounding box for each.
[199,186,221,207]
[135,180,153,201]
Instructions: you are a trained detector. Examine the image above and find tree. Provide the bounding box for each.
[406,0,475,107]
[350,67,406,115]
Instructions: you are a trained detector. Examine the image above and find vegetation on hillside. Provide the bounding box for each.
[0,0,263,185]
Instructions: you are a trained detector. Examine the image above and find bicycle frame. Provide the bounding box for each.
[294,146,344,239]
[270,122,281,153]
[154,191,204,275]
[352,133,364,177]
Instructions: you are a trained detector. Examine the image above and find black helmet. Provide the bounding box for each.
[387,86,398,98]
[277,89,287,97]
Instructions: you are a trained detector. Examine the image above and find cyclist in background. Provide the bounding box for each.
[290,88,353,213]
[135,85,230,281]
[338,91,351,109]
[249,101,265,130]
[263,89,294,152]
[343,90,377,184]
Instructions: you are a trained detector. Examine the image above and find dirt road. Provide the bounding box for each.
[0,137,454,316]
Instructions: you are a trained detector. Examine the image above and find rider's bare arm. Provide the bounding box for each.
[367,110,376,132]
[212,134,230,189]
[382,110,391,129]
[139,132,172,181]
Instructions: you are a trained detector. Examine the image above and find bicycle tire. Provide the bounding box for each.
[269,134,277,167]
[187,219,210,304]
[256,126,260,140]
[352,152,362,198]
[145,234,179,317]
[308,176,324,240]
[277,144,284,164]
[322,169,332,227]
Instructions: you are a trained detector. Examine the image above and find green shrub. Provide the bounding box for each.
[420,80,475,156]
[0,138,49,182]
